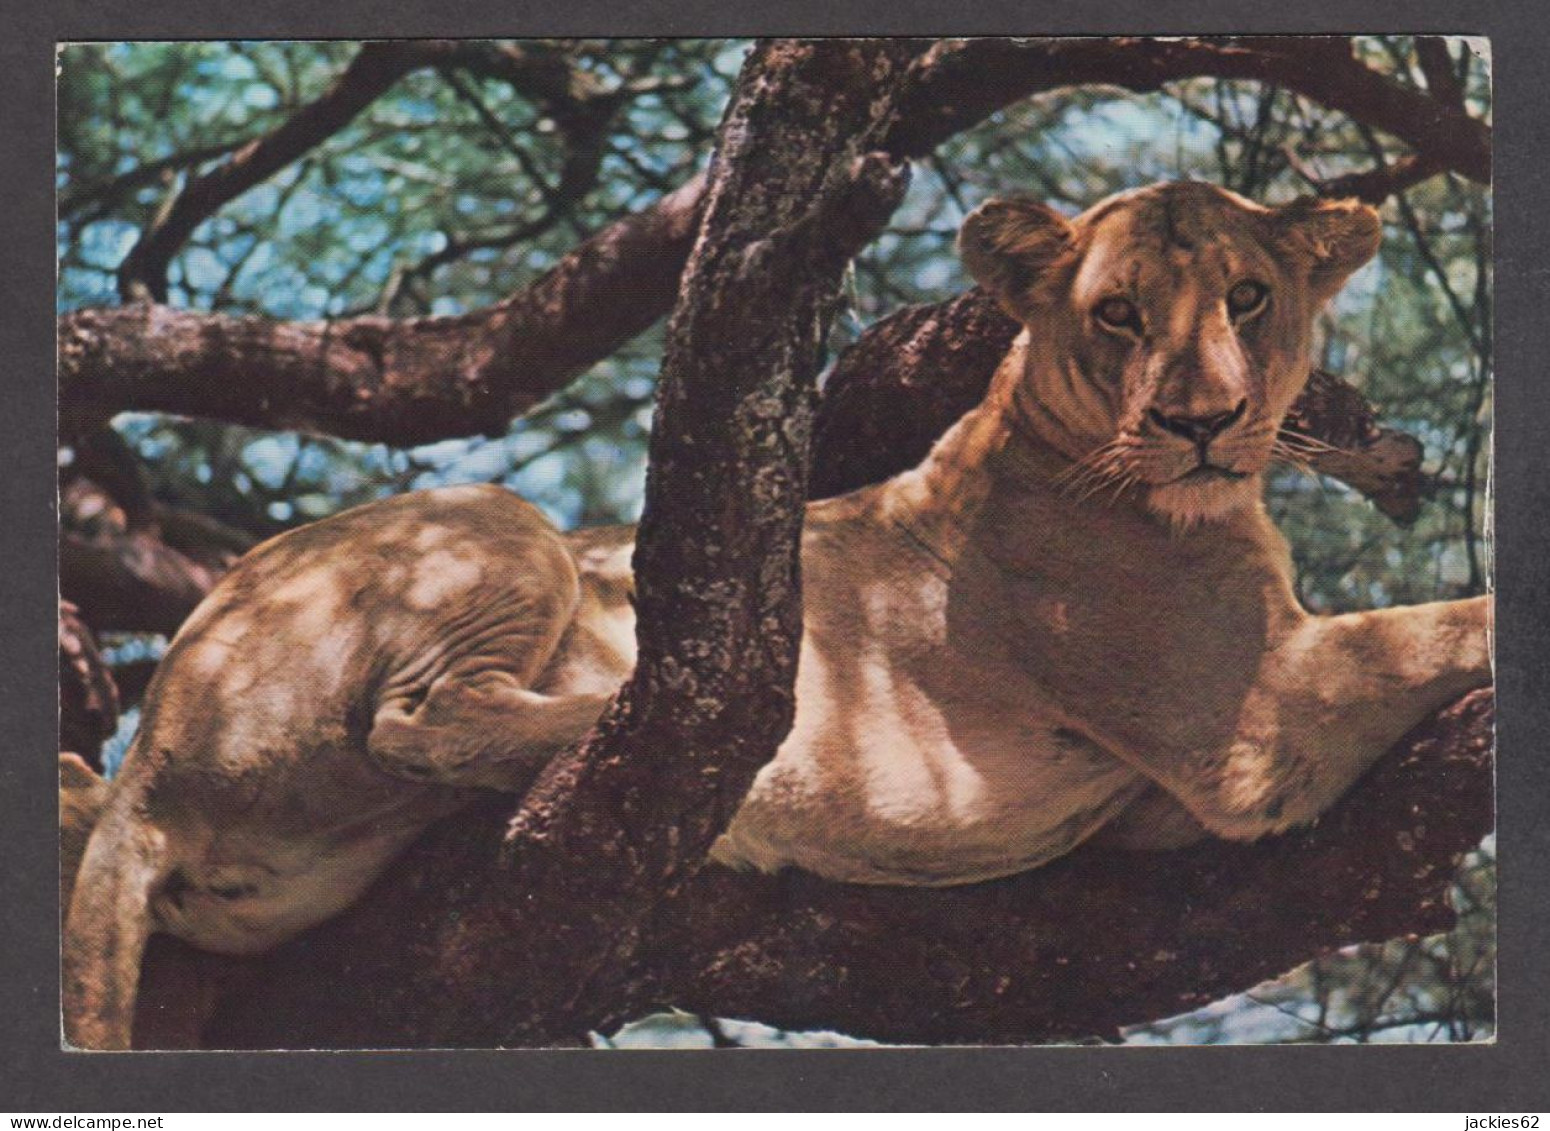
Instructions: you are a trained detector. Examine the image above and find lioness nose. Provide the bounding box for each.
[1148,399,1247,444]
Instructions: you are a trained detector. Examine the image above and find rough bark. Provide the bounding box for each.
[811,288,1426,521]
[164,689,1492,1049]
[813,288,1024,499]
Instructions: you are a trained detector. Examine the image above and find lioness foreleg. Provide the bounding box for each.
[1163,595,1492,841]
[369,673,611,791]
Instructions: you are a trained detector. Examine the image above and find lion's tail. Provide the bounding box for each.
[62,789,172,1051]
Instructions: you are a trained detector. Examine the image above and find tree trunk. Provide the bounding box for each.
[481,37,914,1047]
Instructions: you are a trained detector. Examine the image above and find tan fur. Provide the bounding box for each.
[60,753,110,913]
[63,182,1491,1048]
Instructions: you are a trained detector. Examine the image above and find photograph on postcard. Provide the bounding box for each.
[55,37,1493,1050]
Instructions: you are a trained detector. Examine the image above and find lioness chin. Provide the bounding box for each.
[63,180,1492,1049]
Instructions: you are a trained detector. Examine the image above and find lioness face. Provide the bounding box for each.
[959,181,1381,525]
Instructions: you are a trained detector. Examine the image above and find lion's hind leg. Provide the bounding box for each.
[367,517,612,792]
[368,672,610,791]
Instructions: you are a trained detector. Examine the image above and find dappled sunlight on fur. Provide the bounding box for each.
[63,183,1489,1049]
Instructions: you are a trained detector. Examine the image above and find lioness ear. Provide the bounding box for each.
[1274,196,1382,298]
[958,197,1075,318]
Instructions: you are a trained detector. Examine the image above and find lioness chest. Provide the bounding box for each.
[566,506,1152,886]
[564,481,1305,885]
[714,634,1151,885]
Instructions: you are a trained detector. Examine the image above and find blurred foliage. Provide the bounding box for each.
[57,36,1493,1044]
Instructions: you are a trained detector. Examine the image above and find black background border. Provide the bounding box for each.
[4,0,1547,1112]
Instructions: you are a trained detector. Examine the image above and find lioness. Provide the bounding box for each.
[64,181,1493,1049]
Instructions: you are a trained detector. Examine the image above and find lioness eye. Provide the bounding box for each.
[1227,280,1269,317]
[1094,296,1142,332]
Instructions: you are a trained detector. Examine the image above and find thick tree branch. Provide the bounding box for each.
[452,38,916,1046]
[62,174,708,444]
